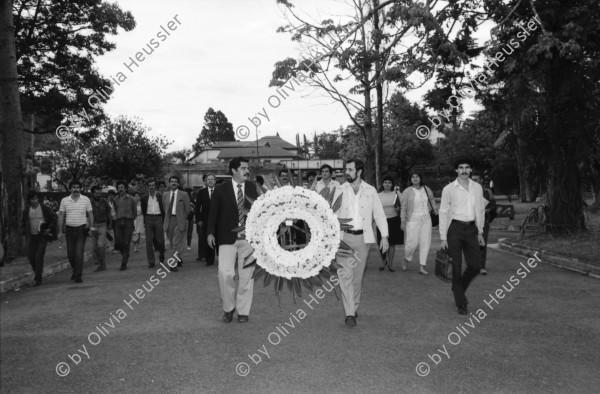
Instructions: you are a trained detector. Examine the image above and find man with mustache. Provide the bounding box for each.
[439,157,486,315]
[162,175,190,269]
[58,180,94,283]
[207,157,259,323]
[141,179,166,268]
[334,159,388,327]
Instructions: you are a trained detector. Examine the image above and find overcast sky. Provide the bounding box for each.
[96,0,490,152]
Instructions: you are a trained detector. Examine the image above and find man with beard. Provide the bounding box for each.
[162,175,190,269]
[207,158,259,323]
[58,180,94,283]
[141,179,166,268]
[90,186,112,272]
[113,181,137,271]
[439,157,486,315]
[22,190,57,286]
[334,159,388,327]
[195,173,216,265]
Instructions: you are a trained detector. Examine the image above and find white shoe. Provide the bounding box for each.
[480,268,488,275]
[186,246,191,250]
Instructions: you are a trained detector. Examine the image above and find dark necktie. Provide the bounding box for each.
[209,188,213,200]
[237,184,245,226]
[170,192,175,215]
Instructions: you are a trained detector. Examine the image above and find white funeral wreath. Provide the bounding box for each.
[245,186,341,279]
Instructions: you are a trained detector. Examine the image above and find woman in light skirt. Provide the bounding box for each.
[400,172,437,275]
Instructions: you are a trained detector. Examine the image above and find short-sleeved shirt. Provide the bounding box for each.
[60,195,92,227]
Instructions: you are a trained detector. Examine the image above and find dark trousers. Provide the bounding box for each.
[144,215,165,265]
[114,218,134,266]
[66,225,87,280]
[196,222,214,264]
[447,221,481,307]
[28,234,48,282]
[187,217,194,246]
[480,223,490,269]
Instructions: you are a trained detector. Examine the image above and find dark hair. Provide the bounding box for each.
[116,180,128,189]
[320,164,333,173]
[471,170,483,178]
[169,175,180,183]
[27,190,38,200]
[255,175,264,185]
[205,173,216,181]
[409,172,424,186]
[91,185,102,193]
[108,190,117,196]
[133,191,141,197]
[157,181,166,188]
[345,159,364,177]
[279,168,288,177]
[307,171,316,178]
[378,175,396,192]
[184,188,192,194]
[202,174,207,182]
[453,156,473,169]
[68,180,82,189]
[229,157,248,175]
[147,179,156,186]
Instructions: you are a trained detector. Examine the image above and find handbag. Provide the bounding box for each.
[424,187,439,228]
[434,248,452,283]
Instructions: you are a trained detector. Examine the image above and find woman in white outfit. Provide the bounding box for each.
[400,172,437,275]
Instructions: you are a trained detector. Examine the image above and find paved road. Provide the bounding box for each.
[1,230,599,394]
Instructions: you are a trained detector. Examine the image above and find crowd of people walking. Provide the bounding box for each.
[22,156,496,322]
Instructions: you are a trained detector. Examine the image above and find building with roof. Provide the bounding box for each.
[187,134,304,164]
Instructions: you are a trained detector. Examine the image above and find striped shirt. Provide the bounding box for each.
[59,195,92,227]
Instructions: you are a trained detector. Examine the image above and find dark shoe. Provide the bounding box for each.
[33,281,42,287]
[238,315,249,323]
[378,265,385,271]
[148,263,156,268]
[71,274,75,281]
[74,278,83,283]
[93,267,106,272]
[480,268,488,275]
[205,262,214,266]
[458,305,468,315]
[120,265,127,271]
[170,267,179,272]
[388,266,396,272]
[345,316,357,327]
[223,309,235,323]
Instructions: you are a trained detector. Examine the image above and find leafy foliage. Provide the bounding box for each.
[192,108,235,152]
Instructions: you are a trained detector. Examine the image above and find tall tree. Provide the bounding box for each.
[193,108,235,152]
[88,116,170,182]
[272,0,486,186]
[312,130,344,159]
[1,0,24,263]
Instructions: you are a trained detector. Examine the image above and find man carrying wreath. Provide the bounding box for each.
[334,159,389,327]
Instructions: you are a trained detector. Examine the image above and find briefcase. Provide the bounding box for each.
[434,248,452,283]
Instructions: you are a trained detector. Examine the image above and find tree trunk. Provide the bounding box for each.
[373,0,383,190]
[0,0,25,264]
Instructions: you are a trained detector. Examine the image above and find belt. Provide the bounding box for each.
[344,229,364,235]
[145,214,161,216]
[171,214,177,217]
[452,219,475,226]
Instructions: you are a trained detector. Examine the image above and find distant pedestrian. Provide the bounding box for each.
[315,164,340,193]
[472,172,496,275]
[162,175,190,269]
[107,190,117,253]
[185,188,195,251]
[158,181,167,194]
[113,181,137,271]
[90,186,112,272]
[195,174,216,265]
[439,157,486,315]
[400,172,436,275]
[255,175,268,192]
[377,176,404,272]
[132,192,144,253]
[141,179,165,268]
[22,190,57,286]
[57,180,94,283]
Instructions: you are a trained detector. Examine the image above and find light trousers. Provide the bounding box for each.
[404,214,432,267]
[218,239,255,315]
[166,218,185,261]
[336,233,370,317]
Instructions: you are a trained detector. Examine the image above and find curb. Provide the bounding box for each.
[0,251,93,294]
[497,238,600,279]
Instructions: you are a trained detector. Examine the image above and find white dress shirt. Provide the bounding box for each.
[169,189,178,215]
[439,178,485,240]
[147,193,161,214]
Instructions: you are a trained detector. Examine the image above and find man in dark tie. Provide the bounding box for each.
[207,158,259,323]
[195,173,216,265]
[162,175,190,270]
[141,179,165,268]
